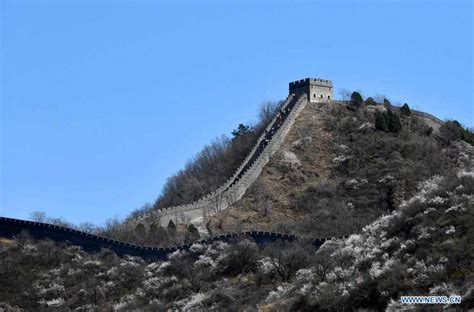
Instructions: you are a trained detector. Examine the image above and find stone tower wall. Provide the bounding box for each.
[289,78,333,103]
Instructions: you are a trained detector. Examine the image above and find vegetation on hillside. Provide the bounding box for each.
[2,93,473,310]
[150,101,281,211]
[265,170,474,310]
[27,96,474,248]
[208,97,473,240]
[1,170,472,310]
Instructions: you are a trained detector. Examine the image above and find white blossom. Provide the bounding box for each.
[175,292,210,311]
[445,204,466,213]
[38,297,65,307]
[445,226,456,235]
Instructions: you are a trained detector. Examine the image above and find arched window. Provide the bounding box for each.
[313,93,316,98]
[328,95,331,100]
[320,94,323,99]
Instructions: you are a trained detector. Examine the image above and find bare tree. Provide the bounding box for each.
[338,89,352,101]
[374,93,387,104]
[30,211,46,223]
[77,222,98,234]
[265,241,314,282]
[258,101,279,128]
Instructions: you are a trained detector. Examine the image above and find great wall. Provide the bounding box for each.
[140,90,444,228]
[0,216,344,261]
[0,78,445,260]
[146,93,309,226]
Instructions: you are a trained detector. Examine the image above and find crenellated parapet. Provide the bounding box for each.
[289,77,333,103]
[289,78,333,89]
[0,216,348,261]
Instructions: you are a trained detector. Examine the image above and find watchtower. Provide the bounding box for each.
[289,78,333,103]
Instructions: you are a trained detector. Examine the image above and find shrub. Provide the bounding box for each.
[218,240,258,276]
[185,224,200,242]
[425,126,433,136]
[264,241,314,282]
[168,220,177,236]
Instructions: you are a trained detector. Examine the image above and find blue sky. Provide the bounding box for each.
[1,0,472,225]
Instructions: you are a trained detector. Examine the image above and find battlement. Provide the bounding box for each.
[0,216,348,260]
[289,77,333,103]
[289,78,333,89]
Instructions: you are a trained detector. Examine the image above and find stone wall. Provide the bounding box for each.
[309,84,332,103]
[386,104,444,131]
[289,78,333,103]
[145,94,309,226]
[0,216,344,261]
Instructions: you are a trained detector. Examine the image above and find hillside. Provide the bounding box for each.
[1,166,472,310]
[94,96,472,247]
[1,93,473,310]
[202,101,468,238]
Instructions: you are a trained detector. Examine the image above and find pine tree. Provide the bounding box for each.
[365,97,377,106]
[350,91,364,107]
[232,123,251,137]
[387,110,402,133]
[375,112,389,132]
[400,103,411,117]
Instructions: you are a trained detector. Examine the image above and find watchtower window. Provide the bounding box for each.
[328,95,331,100]
[320,94,323,99]
[313,93,316,98]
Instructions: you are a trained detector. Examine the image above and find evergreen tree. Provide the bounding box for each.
[350,91,364,107]
[375,112,389,132]
[400,103,411,117]
[232,123,251,137]
[365,97,377,106]
[383,98,391,106]
[387,110,402,133]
